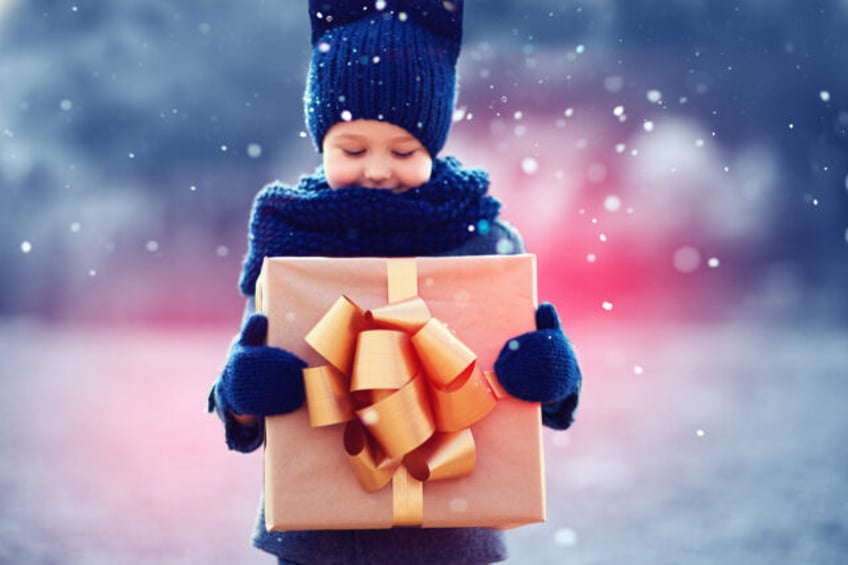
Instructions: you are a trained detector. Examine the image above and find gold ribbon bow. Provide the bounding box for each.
[300,259,505,526]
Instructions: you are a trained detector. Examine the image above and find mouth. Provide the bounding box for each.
[360,183,408,193]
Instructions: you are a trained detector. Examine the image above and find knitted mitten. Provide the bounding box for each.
[217,313,307,417]
[494,302,582,405]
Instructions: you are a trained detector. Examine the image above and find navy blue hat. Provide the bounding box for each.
[305,1,463,157]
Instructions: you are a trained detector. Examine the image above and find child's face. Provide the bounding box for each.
[322,120,433,192]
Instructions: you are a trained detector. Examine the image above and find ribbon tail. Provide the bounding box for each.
[392,466,424,526]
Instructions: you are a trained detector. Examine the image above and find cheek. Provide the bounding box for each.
[398,156,433,187]
[323,154,360,189]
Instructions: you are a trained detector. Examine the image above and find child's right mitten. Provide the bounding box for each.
[494,302,581,402]
[217,313,307,417]
[493,302,582,430]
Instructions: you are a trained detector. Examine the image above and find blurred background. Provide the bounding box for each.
[1,1,846,564]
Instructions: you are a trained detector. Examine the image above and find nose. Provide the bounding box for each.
[363,157,392,186]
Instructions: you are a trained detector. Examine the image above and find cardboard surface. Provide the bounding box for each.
[257,255,545,530]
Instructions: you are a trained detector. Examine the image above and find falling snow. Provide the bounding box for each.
[246,143,262,158]
[553,527,579,547]
[586,163,607,183]
[449,497,469,513]
[360,409,379,425]
[673,246,701,273]
[604,195,622,212]
[604,75,624,93]
[521,157,539,175]
[552,432,570,448]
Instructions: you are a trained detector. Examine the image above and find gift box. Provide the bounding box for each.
[256,255,545,531]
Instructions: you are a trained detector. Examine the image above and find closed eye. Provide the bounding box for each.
[342,148,366,157]
[392,150,415,159]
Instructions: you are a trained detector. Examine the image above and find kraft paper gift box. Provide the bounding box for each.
[256,255,545,531]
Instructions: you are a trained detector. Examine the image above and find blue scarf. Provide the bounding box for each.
[239,157,502,295]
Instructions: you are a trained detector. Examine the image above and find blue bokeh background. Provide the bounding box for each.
[2,0,846,325]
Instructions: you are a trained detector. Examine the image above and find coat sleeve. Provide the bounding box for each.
[541,391,580,430]
[207,297,266,453]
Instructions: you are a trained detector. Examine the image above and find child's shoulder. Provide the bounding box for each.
[443,218,526,257]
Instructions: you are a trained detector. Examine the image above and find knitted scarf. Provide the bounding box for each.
[239,156,502,295]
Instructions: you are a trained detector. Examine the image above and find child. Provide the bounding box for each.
[208,2,582,563]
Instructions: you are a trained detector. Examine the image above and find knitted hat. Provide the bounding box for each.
[305,0,463,157]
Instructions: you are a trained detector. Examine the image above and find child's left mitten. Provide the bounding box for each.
[494,302,582,405]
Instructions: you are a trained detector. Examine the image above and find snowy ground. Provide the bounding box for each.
[1,317,846,564]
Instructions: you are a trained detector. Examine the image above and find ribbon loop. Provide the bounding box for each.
[411,318,478,388]
[302,365,354,427]
[357,374,435,459]
[367,297,431,333]
[305,296,367,375]
[352,330,420,392]
[404,429,476,482]
[428,364,497,432]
